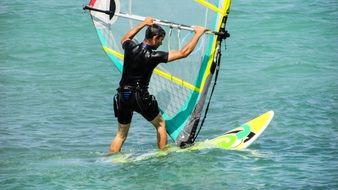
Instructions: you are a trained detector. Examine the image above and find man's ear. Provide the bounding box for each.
[154,35,162,40]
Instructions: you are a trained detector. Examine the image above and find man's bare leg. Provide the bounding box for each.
[151,113,167,150]
[108,123,130,154]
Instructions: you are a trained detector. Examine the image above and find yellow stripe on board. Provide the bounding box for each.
[103,46,201,93]
[195,0,231,16]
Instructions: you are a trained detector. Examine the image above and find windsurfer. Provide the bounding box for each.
[109,17,207,154]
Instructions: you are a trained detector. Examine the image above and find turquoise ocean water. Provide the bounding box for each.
[1,0,337,189]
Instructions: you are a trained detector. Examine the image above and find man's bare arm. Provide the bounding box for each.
[167,26,207,62]
[120,17,154,45]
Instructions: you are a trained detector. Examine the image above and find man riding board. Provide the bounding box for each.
[109,17,207,154]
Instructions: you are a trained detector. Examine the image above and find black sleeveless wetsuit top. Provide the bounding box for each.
[119,40,169,87]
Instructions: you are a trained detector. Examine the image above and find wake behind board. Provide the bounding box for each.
[102,111,274,163]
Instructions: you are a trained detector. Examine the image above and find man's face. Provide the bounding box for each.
[152,35,164,50]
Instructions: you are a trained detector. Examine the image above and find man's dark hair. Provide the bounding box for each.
[145,24,166,39]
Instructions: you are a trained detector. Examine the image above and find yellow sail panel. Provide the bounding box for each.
[195,0,231,16]
[153,69,201,92]
[103,46,123,60]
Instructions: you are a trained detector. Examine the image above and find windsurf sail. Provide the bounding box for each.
[84,0,231,147]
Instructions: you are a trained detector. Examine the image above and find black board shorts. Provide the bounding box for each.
[113,86,159,124]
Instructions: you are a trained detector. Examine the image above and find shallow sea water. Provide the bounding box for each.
[1,0,337,189]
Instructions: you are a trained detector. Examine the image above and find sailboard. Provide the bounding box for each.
[84,0,232,147]
[192,110,274,150]
[100,111,274,163]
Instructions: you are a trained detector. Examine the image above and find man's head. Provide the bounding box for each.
[144,24,166,50]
